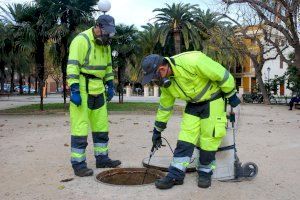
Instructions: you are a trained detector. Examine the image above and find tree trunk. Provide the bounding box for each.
[256,70,270,105]
[27,75,31,95]
[34,76,38,95]
[18,73,23,95]
[10,67,14,94]
[174,31,181,54]
[0,61,5,93]
[117,66,124,104]
[294,44,300,76]
[61,36,68,108]
[36,37,45,111]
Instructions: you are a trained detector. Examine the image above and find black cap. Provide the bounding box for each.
[141,54,165,85]
[96,14,116,34]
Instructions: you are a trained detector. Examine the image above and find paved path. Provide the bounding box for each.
[0,94,185,110]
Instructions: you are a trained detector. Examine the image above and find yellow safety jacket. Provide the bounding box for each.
[155,51,236,132]
[67,27,114,95]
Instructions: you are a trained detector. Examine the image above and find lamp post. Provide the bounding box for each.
[112,50,123,103]
[267,67,271,94]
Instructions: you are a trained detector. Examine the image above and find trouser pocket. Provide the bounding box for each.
[88,93,105,110]
[213,113,227,138]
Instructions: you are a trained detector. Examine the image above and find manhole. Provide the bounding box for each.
[96,168,165,186]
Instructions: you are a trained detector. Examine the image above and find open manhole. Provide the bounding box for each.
[96,168,165,186]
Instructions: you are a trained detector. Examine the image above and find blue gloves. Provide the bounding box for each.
[70,83,81,106]
[106,80,114,102]
[152,128,162,150]
[228,93,241,108]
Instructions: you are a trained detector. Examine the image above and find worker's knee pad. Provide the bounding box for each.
[199,148,216,165]
[88,93,105,110]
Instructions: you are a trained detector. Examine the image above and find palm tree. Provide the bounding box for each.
[153,3,200,54]
[193,8,244,70]
[111,24,139,103]
[37,0,98,106]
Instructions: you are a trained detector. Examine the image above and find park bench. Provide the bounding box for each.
[0,92,10,99]
[295,103,300,109]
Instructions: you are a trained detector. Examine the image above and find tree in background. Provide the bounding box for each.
[222,0,300,76]
[154,3,200,54]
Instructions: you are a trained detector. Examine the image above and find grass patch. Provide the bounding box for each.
[0,102,183,114]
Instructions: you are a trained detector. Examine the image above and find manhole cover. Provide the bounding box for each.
[96,168,165,186]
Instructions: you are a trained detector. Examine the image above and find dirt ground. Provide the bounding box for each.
[0,104,299,200]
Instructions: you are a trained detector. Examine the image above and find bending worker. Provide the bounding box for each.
[67,14,121,177]
[141,51,240,189]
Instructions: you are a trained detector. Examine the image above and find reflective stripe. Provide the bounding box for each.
[191,81,211,102]
[94,150,108,156]
[71,148,85,154]
[158,104,173,111]
[79,33,91,68]
[198,161,216,173]
[67,74,80,79]
[94,143,108,148]
[171,162,187,172]
[83,65,107,70]
[225,89,236,98]
[71,156,86,163]
[173,157,191,163]
[68,59,80,66]
[218,70,229,86]
[198,167,212,173]
[171,157,191,172]
[105,73,114,79]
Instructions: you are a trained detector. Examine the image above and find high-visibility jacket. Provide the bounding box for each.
[67,27,114,95]
[155,51,236,132]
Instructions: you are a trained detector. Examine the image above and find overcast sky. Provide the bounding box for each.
[0,0,222,29]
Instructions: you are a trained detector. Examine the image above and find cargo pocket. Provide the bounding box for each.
[88,93,105,110]
[212,114,227,138]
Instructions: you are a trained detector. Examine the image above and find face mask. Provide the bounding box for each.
[94,28,115,46]
[95,34,112,46]
[152,67,172,88]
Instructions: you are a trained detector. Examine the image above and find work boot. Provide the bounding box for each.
[96,159,121,168]
[74,167,93,177]
[155,176,184,189]
[198,171,212,188]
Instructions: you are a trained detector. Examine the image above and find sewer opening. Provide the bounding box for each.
[96,168,165,186]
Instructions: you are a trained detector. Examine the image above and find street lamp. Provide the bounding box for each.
[112,50,123,103]
[267,67,270,84]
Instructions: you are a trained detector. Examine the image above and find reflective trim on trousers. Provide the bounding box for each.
[71,148,86,154]
[170,157,191,172]
[94,150,108,156]
[71,156,86,163]
[94,142,108,148]
[198,161,216,173]
[158,104,173,111]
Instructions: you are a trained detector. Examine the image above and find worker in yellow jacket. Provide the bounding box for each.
[67,14,121,177]
[141,52,240,189]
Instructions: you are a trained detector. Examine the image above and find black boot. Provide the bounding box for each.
[155,176,184,189]
[198,171,212,188]
[96,159,121,168]
[74,167,93,177]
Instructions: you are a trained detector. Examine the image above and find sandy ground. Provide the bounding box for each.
[0,104,299,200]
